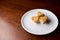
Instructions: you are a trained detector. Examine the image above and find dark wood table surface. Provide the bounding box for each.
[0,0,60,40]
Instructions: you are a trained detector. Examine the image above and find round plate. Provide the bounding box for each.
[21,9,59,35]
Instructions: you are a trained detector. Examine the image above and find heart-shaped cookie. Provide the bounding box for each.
[38,12,44,17]
[39,16,48,24]
[32,16,39,23]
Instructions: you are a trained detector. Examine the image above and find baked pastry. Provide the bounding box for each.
[32,16,39,23]
[32,12,48,24]
[38,12,44,17]
[39,16,48,24]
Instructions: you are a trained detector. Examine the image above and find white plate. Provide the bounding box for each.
[21,9,59,35]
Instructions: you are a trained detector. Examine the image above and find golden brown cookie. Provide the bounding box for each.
[32,16,39,23]
[37,12,44,17]
[39,16,48,24]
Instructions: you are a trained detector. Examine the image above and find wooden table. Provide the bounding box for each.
[0,0,60,40]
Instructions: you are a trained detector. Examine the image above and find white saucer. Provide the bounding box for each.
[21,9,59,35]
